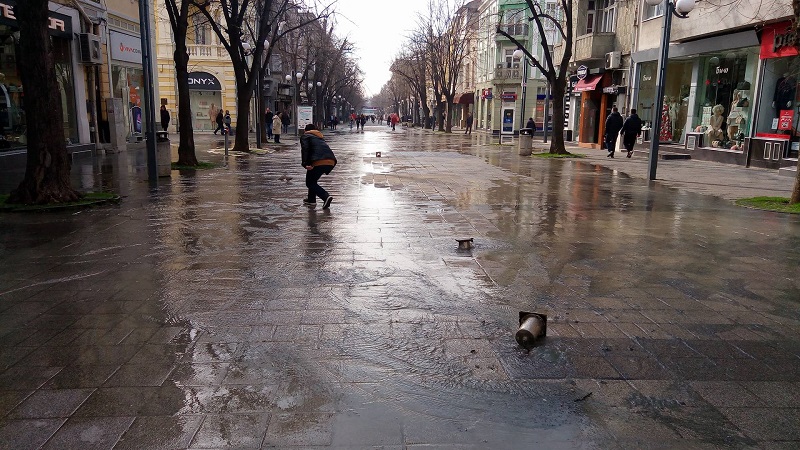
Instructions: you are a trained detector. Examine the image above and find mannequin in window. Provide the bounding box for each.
[773,73,796,115]
[659,102,672,141]
[706,104,725,143]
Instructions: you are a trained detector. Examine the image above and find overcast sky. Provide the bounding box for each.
[332,0,430,98]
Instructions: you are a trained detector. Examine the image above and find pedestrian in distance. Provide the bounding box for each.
[223,110,232,135]
[390,113,399,131]
[360,114,367,131]
[281,111,291,135]
[214,109,225,135]
[265,108,274,139]
[620,108,643,158]
[525,117,536,135]
[160,105,170,132]
[273,112,283,143]
[300,124,337,209]
[465,113,473,134]
[604,106,624,158]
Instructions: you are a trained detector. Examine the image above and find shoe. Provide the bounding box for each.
[322,196,333,209]
[303,199,316,206]
[607,152,613,157]
[627,151,633,158]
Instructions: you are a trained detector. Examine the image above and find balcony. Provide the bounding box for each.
[496,23,529,39]
[572,33,615,62]
[493,64,522,82]
[187,44,227,60]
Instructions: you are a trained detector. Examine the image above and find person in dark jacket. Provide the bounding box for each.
[465,114,473,134]
[525,117,536,135]
[214,109,224,135]
[301,124,337,209]
[281,111,291,134]
[160,105,170,132]
[620,108,643,158]
[604,106,624,158]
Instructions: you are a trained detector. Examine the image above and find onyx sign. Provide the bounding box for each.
[187,72,221,91]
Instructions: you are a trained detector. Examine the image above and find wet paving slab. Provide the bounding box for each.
[1,125,799,448]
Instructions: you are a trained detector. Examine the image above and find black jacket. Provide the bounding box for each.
[621,113,643,136]
[604,112,623,140]
[301,130,337,167]
[525,119,536,132]
[160,108,170,126]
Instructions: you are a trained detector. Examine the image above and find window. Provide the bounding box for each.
[600,0,616,32]
[585,1,596,34]
[192,15,208,45]
[505,48,520,68]
[643,1,665,19]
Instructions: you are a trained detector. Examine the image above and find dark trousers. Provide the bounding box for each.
[214,123,224,134]
[266,123,273,138]
[623,134,636,152]
[606,137,617,154]
[305,165,334,202]
[274,134,280,143]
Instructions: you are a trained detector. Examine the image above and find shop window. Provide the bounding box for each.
[637,60,692,144]
[754,55,800,158]
[693,49,758,150]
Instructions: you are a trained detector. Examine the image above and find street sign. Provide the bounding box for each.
[576,65,588,80]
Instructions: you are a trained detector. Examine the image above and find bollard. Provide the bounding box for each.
[224,129,229,156]
[515,311,547,349]
[456,238,473,250]
[376,151,381,157]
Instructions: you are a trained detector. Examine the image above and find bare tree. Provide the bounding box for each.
[8,0,80,204]
[163,0,198,165]
[497,0,573,154]
[195,0,330,152]
[419,0,476,132]
[391,47,431,128]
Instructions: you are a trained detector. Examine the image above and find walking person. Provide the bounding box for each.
[265,108,274,140]
[465,113,473,134]
[223,110,232,135]
[160,105,170,132]
[360,114,367,131]
[604,106,624,158]
[273,112,283,143]
[213,109,225,135]
[620,108,643,158]
[281,111,291,135]
[390,113,399,131]
[300,124,337,209]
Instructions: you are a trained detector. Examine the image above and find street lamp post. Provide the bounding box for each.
[645,0,695,180]
[513,49,528,136]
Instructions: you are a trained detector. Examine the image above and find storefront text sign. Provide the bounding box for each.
[761,21,799,59]
[110,31,143,64]
[0,0,72,38]
[187,72,221,91]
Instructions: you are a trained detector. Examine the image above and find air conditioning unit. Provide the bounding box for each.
[605,51,621,70]
[512,63,520,69]
[79,33,102,65]
[496,63,505,69]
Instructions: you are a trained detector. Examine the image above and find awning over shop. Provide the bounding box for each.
[574,74,602,93]
[455,92,474,104]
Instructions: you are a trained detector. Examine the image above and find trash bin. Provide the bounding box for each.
[156,131,171,177]
[519,128,533,156]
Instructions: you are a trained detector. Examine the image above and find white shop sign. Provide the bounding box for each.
[110,31,142,64]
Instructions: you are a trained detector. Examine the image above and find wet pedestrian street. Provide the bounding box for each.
[1,125,799,449]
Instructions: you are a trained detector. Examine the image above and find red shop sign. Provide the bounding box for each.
[778,109,795,130]
[760,21,800,59]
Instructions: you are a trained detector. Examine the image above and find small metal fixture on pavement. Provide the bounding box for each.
[376,151,381,157]
[456,238,473,250]
[515,311,547,349]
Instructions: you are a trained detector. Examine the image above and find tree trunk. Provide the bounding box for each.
[548,77,569,155]
[8,0,80,204]
[444,99,454,133]
[233,76,252,152]
[791,157,800,203]
[437,101,445,131]
[174,39,197,166]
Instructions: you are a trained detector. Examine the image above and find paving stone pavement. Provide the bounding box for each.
[1,125,799,449]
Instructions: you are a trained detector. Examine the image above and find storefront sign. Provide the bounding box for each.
[501,92,517,101]
[187,72,221,91]
[481,88,493,99]
[110,31,142,64]
[0,0,73,38]
[778,109,794,130]
[760,21,799,59]
[602,85,627,95]
[576,65,588,80]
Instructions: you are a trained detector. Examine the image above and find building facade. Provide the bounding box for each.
[632,0,796,171]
